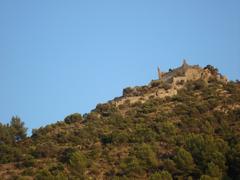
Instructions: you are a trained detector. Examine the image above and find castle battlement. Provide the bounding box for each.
[112,61,228,107]
[157,60,201,82]
[157,60,228,84]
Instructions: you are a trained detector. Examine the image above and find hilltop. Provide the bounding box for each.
[111,60,227,107]
[0,62,240,180]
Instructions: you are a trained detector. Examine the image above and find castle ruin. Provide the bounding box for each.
[157,60,227,85]
[112,60,228,107]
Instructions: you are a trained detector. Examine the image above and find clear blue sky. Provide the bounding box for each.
[0,1,240,132]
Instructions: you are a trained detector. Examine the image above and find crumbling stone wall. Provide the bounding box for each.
[112,62,228,108]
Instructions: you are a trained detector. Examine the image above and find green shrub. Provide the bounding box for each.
[64,113,83,124]
[133,144,158,169]
[95,103,117,116]
[49,163,65,176]
[120,156,144,176]
[204,65,219,75]
[173,148,195,175]
[21,155,36,168]
[227,143,240,179]
[185,134,228,173]
[35,169,53,180]
[69,151,88,179]
[33,142,59,158]
[162,159,177,174]
[206,162,222,179]
[112,131,129,144]
[0,144,23,163]
[22,168,35,176]
[100,134,113,145]
[150,171,173,180]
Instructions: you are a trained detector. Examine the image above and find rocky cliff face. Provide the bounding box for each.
[111,62,228,107]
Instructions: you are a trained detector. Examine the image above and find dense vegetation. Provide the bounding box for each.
[0,70,240,179]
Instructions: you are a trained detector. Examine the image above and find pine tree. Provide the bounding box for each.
[10,116,27,141]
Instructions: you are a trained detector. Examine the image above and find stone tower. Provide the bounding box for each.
[158,67,164,80]
[182,59,189,71]
[182,59,187,66]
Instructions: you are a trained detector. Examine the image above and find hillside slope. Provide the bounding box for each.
[0,63,240,180]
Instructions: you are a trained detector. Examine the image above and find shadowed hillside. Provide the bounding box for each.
[0,63,240,180]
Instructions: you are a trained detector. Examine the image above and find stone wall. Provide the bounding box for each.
[185,68,203,81]
[112,63,228,108]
